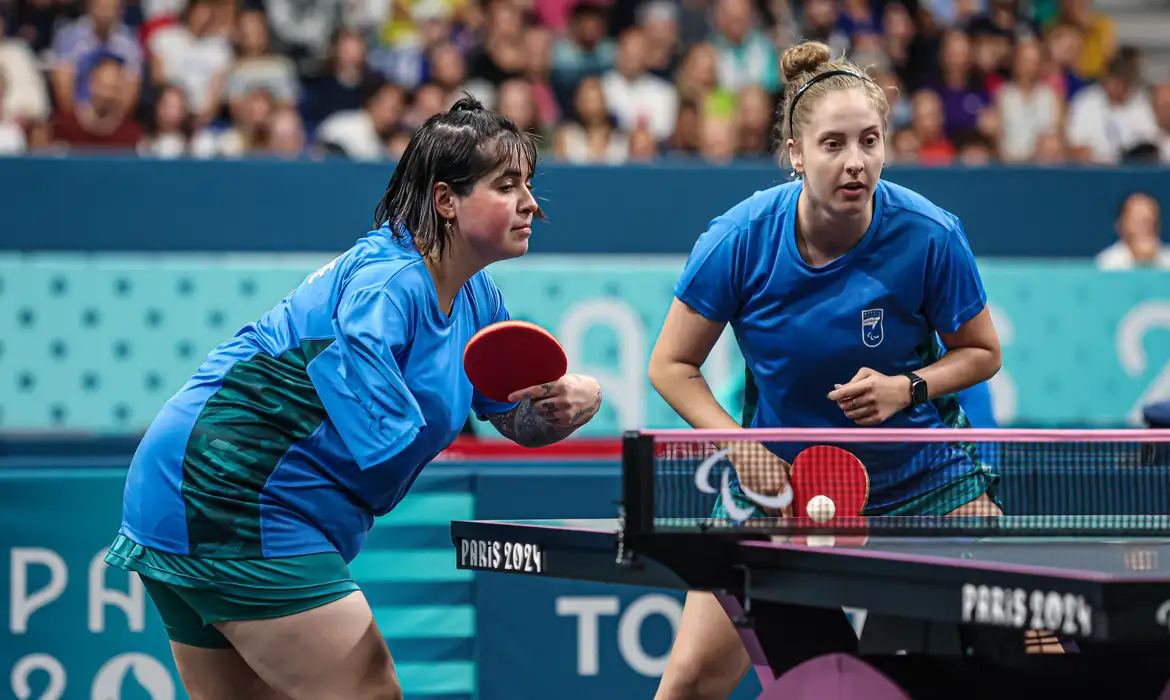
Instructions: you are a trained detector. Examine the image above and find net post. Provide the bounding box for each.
[621,430,655,538]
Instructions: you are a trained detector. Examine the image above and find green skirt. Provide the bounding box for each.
[104,534,359,648]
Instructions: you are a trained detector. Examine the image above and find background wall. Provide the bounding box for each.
[2,157,1168,256]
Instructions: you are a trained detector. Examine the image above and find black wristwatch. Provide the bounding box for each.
[904,371,928,407]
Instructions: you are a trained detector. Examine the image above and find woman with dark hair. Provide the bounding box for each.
[103,95,604,700]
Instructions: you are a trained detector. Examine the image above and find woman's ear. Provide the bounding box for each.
[433,182,457,221]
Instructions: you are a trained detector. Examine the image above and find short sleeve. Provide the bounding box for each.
[924,220,987,335]
[471,272,521,419]
[673,217,745,323]
[319,288,426,470]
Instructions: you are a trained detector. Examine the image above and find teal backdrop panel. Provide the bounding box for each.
[0,464,476,700]
[2,254,1169,433]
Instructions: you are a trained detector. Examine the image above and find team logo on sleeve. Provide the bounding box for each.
[862,309,884,347]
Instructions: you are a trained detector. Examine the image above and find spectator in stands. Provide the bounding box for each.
[1044,22,1092,102]
[554,76,628,162]
[889,127,921,163]
[52,54,142,150]
[266,104,305,159]
[957,133,995,164]
[870,64,912,131]
[637,0,682,80]
[429,42,477,105]
[963,0,1040,46]
[0,68,28,154]
[495,77,545,143]
[602,27,678,143]
[550,2,615,109]
[799,0,849,62]
[302,28,385,129]
[675,42,721,107]
[522,26,561,130]
[837,0,879,40]
[264,0,343,75]
[147,0,233,128]
[316,81,405,160]
[1096,192,1170,270]
[931,29,992,142]
[910,88,955,164]
[137,82,194,157]
[386,127,413,158]
[969,29,1011,95]
[878,2,925,92]
[226,9,302,114]
[50,0,142,115]
[710,0,779,93]
[1031,130,1068,163]
[628,122,659,160]
[734,83,772,157]
[191,86,272,158]
[466,0,528,105]
[0,14,50,128]
[996,39,1061,162]
[667,98,700,155]
[1065,48,1158,164]
[697,109,736,162]
[403,81,449,129]
[1048,0,1114,81]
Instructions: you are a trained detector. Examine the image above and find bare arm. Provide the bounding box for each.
[918,306,1002,399]
[648,297,742,431]
[649,297,791,511]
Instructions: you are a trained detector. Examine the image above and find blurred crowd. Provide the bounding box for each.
[0,0,1168,165]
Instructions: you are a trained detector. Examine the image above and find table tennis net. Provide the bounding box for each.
[621,430,1170,538]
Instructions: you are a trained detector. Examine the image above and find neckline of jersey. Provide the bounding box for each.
[783,179,886,275]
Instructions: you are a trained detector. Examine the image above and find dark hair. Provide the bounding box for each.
[373,93,542,260]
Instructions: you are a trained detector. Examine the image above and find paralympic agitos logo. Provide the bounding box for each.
[693,447,794,521]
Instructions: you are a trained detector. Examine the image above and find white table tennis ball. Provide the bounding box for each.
[806,495,836,523]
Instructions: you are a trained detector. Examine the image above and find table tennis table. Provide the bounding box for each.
[451,429,1170,699]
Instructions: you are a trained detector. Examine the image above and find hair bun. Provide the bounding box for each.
[448,93,487,113]
[781,41,833,85]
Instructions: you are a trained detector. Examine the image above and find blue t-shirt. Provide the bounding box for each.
[675,179,990,509]
[119,226,517,561]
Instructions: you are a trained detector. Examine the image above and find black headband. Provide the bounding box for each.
[786,69,871,139]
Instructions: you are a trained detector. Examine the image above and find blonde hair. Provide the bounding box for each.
[777,41,890,153]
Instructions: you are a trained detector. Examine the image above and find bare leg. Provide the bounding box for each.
[654,591,751,700]
[171,642,289,700]
[214,590,402,700]
[946,493,1065,654]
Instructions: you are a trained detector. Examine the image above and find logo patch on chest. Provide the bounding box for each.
[862,309,884,348]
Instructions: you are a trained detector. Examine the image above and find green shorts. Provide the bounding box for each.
[713,465,1002,519]
[104,534,359,648]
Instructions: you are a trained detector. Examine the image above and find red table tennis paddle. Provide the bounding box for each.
[790,445,870,519]
[463,320,568,403]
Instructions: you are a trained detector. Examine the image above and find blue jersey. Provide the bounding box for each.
[119,226,517,562]
[676,179,990,509]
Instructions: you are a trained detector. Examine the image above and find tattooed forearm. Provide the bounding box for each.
[487,399,575,448]
[487,384,603,448]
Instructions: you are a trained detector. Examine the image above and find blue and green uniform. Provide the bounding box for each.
[674,179,999,518]
[104,225,517,646]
